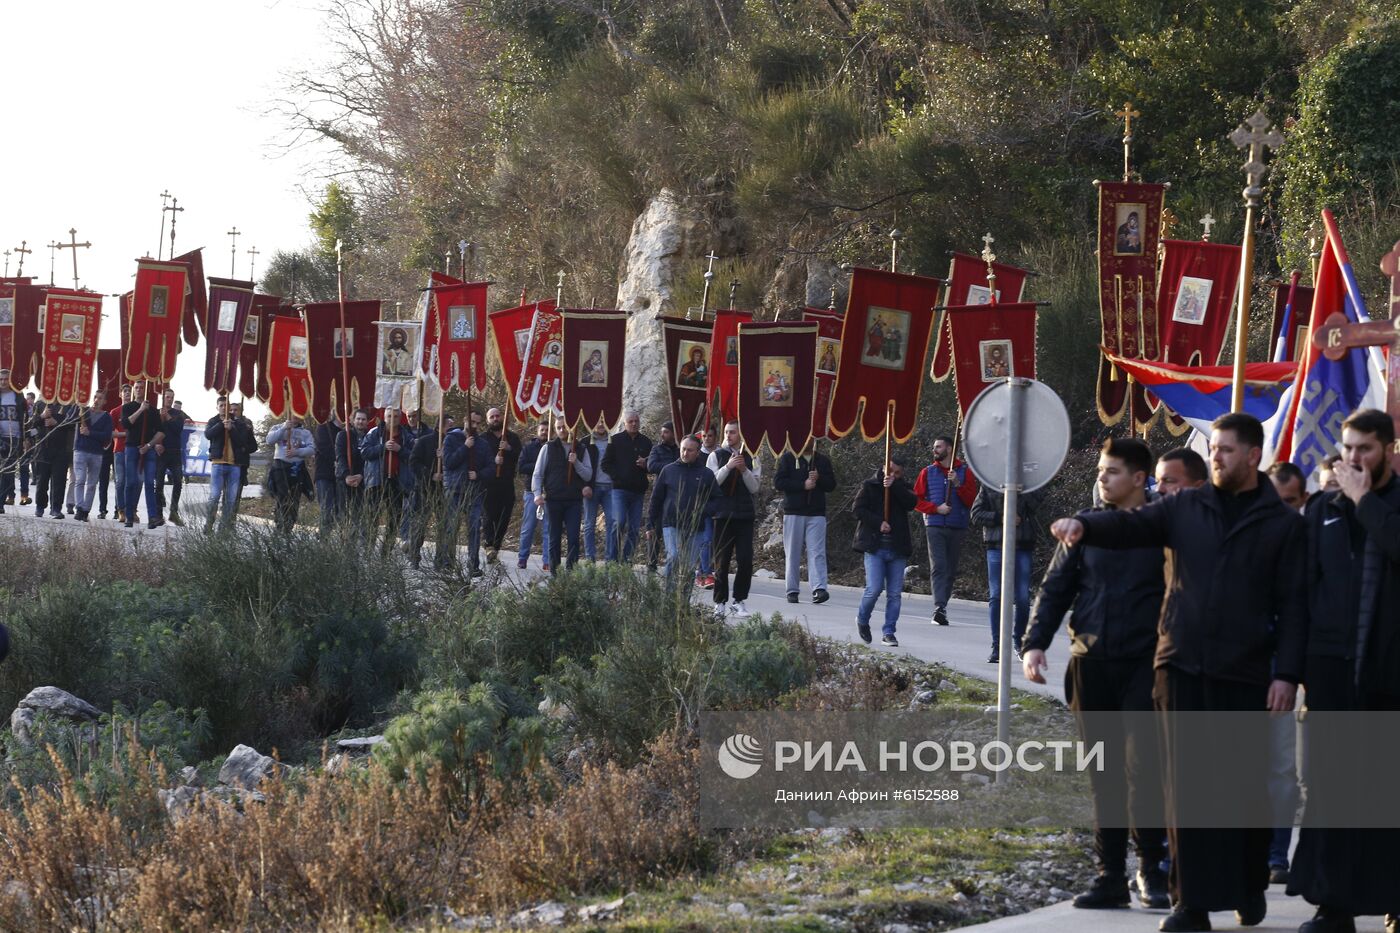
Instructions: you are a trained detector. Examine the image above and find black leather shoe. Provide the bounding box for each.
[812,589,829,604]
[1136,867,1170,908]
[1235,891,1266,927]
[1159,908,1211,932]
[857,621,872,644]
[786,592,799,604]
[933,607,949,625]
[1268,864,1289,885]
[1298,907,1356,933]
[1072,874,1129,909]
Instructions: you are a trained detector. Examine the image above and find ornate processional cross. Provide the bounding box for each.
[55,228,91,289]
[1115,101,1141,182]
[1199,213,1216,241]
[11,240,31,276]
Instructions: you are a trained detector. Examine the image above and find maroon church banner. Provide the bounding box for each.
[1096,181,1166,426]
[737,321,818,457]
[930,252,1030,381]
[203,277,256,394]
[39,288,102,405]
[559,308,627,431]
[305,299,381,421]
[424,273,491,392]
[661,316,714,436]
[801,306,843,441]
[171,247,208,346]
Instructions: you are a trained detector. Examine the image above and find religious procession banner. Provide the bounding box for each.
[424,272,491,392]
[0,280,44,390]
[96,348,123,410]
[1156,240,1240,367]
[705,308,753,426]
[559,308,626,432]
[372,320,423,412]
[828,266,943,444]
[930,252,1030,381]
[800,306,843,441]
[1095,181,1166,426]
[488,297,555,422]
[38,288,101,405]
[125,258,191,383]
[1270,278,1315,364]
[239,294,285,401]
[171,247,207,346]
[305,300,381,421]
[203,277,256,394]
[661,316,714,436]
[265,315,312,418]
[946,302,1038,415]
[736,320,818,457]
[515,304,564,418]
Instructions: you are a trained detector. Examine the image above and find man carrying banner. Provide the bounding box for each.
[266,414,316,533]
[315,411,346,533]
[773,440,836,604]
[480,407,520,565]
[601,410,653,564]
[336,408,370,525]
[204,396,256,534]
[108,385,129,523]
[532,420,593,573]
[363,408,411,554]
[914,435,978,625]
[122,385,165,529]
[852,456,918,647]
[707,421,761,616]
[31,403,76,520]
[516,421,551,571]
[154,388,189,526]
[645,421,679,573]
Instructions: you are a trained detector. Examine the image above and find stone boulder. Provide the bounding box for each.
[218,744,281,791]
[18,686,100,721]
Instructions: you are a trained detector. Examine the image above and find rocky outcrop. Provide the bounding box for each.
[9,686,101,746]
[218,744,281,791]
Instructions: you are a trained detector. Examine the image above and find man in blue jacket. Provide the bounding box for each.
[71,389,114,522]
[914,435,978,626]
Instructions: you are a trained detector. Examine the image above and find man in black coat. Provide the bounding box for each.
[644,421,679,572]
[852,458,918,647]
[335,408,370,526]
[30,403,77,519]
[1288,408,1400,933]
[1024,438,1168,911]
[314,412,345,533]
[972,483,1044,663]
[773,440,837,604]
[480,407,521,564]
[601,410,653,563]
[1051,412,1305,932]
[706,421,761,616]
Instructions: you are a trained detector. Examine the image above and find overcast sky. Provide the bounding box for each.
[1,0,336,420]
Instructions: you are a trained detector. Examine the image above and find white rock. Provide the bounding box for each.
[335,735,385,753]
[19,686,100,721]
[577,897,625,921]
[536,698,572,721]
[882,924,915,933]
[219,744,280,791]
[726,902,748,916]
[893,881,919,892]
[9,707,35,745]
[754,568,776,580]
[1049,886,1070,900]
[159,785,202,823]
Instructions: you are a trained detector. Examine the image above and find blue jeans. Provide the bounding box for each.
[123,448,159,523]
[518,489,552,565]
[609,488,644,562]
[662,526,702,584]
[206,463,241,532]
[584,486,613,560]
[465,486,486,570]
[857,548,907,636]
[546,498,582,571]
[986,545,1032,650]
[316,477,343,533]
[698,516,713,575]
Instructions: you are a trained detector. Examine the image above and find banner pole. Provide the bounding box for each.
[1227,111,1283,411]
[883,401,893,521]
[336,240,353,476]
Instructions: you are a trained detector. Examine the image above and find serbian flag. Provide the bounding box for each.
[661,316,713,436]
[171,248,208,346]
[1096,182,1167,426]
[489,296,555,422]
[946,302,1038,415]
[736,321,818,456]
[424,272,490,392]
[801,306,843,440]
[125,258,190,383]
[1,280,44,390]
[1107,353,1297,437]
[931,252,1030,381]
[1270,276,1315,364]
[828,266,942,443]
[203,277,256,394]
[265,315,312,418]
[516,304,564,417]
[39,289,102,404]
[558,308,626,431]
[305,300,380,421]
[239,295,286,401]
[96,349,123,411]
[1271,210,1386,477]
[705,308,753,425]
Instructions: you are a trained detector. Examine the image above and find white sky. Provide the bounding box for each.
[0,0,337,422]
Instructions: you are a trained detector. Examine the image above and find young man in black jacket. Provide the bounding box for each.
[773,440,837,604]
[1023,438,1168,911]
[204,396,257,534]
[601,410,653,564]
[532,421,593,573]
[644,421,679,572]
[972,483,1044,663]
[480,407,520,563]
[314,412,345,533]
[647,435,718,584]
[335,408,370,527]
[30,403,77,519]
[852,458,918,647]
[516,421,550,570]
[1051,412,1304,933]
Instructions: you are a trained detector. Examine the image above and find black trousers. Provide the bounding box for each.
[372,478,405,555]
[1065,656,1167,876]
[156,457,183,514]
[712,517,754,604]
[0,437,20,506]
[482,479,514,552]
[1154,667,1271,911]
[33,458,69,516]
[98,448,113,512]
[546,498,582,571]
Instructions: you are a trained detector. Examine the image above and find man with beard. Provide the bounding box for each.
[335,408,371,526]
[155,388,189,525]
[707,421,761,616]
[203,396,257,534]
[914,434,978,625]
[1050,413,1305,932]
[516,421,551,571]
[362,408,413,556]
[645,421,679,573]
[314,410,346,532]
[479,407,520,565]
[532,420,593,573]
[1289,408,1400,933]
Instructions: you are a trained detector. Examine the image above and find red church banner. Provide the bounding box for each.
[238,295,284,401]
[125,259,191,383]
[705,308,753,426]
[801,306,843,441]
[946,303,1039,415]
[489,297,555,423]
[203,277,256,394]
[1096,182,1166,425]
[1270,277,1315,363]
[661,316,714,436]
[515,304,564,417]
[931,252,1030,381]
[39,289,102,405]
[828,266,943,443]
[736,321,818,456]
[265,315,312,418]
[1,279,44,390]
[171,248,208,346]
[559,308,627,431]
[96,349,123,411]
[1156,240,1240,366]
[304,300,381,421]
[424,273,491,392]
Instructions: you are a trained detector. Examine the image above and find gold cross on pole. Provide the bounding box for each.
[227,227,241,277]
[556,269,566,307]
[11,240,31,276]
[55,228,91,289]
[246,245,260,281]
[1115,101,1141,182]
[164,196,184,258]
[981,233,999,305]
[1199,213,1217,241]
[1226,109,1284,411]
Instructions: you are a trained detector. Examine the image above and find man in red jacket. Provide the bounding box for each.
[913,435,978,626]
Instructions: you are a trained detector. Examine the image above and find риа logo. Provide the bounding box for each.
[717,733,763,779]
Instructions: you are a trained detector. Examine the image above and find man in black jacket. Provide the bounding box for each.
[1288,408,1400,933]
[30,403,77,519]
[0,369,28,513]
[1023,438,1168,911]
[480,407,520,564]
[707,421,761,616]
[852,458,918,647]
[516,421,550,570]
[203,396,257,534]
[972,483,1044,663]
[644,421,679,572]
[314,411,345,533]
[774,440,837,604]
[532,421,593,573]
[1051,412,1305,933]
[155,389,189,525]
[601,410,653,564]
[647,435,718,584]
[335,408,370,526]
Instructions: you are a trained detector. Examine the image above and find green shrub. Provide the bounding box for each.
[708,615,815,708]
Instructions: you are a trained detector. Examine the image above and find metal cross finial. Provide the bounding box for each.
[46,241,57,285]
[165,196,185,257]
[889,228,903,273]
[1199,213,1217,241]
[728,277,740,309]
[227,227,241,276]
[12,240,31,276]
[2,251,8,277]
[556,269,566,307]
[700,250,718,316]
[828,281,838,311]
[157,190,171,260]
[246,245,260,281]
[1229,110,1284,207]
[458,239,471,277]
[981,233,999,305]
[1115,101,1142,181]
[980,233,996,265]
[55,228,92,289]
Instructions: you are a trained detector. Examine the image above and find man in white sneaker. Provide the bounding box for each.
[706,421,760,616]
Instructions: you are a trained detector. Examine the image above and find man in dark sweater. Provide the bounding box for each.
[601,410,653,564]
[1023,437,1168,911]
[647,435,718,584]
[852,458,918,647]
[532,421,593,573]
[972,483,1044,663]
[71,390,114,522]
[773,440,837,604]
[706,421,761,616]
[335,408,370,526]
[204,396,257,534]
[0,369,29,514]
[314,411,345,533]
[155,388,189,525]
[516,422,551,570]
[480,407,521,563]
[31,402,77,520]
[644,421,679,572]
